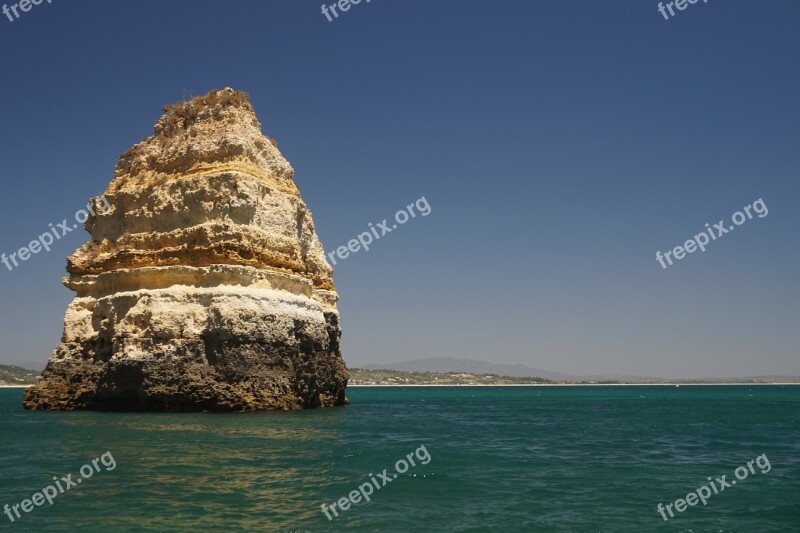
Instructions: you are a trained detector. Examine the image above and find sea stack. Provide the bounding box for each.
[23,88,349,411]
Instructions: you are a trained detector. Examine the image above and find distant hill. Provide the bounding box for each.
[349,368,551,386]
[0,365,39,385]
[362,358,800,384]
[364,357,661,383]
[365,357,573,380]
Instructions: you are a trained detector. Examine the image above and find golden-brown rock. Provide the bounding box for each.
[24,89,348,411]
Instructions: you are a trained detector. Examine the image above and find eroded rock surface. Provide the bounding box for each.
[24,89,348,411]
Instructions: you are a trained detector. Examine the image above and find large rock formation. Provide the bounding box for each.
[24,88,349,411]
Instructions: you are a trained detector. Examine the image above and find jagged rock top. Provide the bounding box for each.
[68,88,335,291]
[112,88,296,194]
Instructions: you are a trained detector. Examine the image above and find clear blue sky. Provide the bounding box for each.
[0,0,797,378]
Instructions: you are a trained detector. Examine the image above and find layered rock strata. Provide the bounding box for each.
[24,89,348,411]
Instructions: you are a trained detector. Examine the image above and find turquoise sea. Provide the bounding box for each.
[1,385,798,532]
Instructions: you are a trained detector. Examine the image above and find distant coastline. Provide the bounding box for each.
[5,364,799,390]
[348,383,800,387]
[348,368,800,387]
[0,364,39,387]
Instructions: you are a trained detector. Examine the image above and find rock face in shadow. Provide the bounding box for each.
[24,89,348,411]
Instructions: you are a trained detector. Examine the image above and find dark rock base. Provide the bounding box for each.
[24,349,348,412]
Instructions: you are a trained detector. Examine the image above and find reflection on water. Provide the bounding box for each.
[2,399,355,530]
[1,386,799,532]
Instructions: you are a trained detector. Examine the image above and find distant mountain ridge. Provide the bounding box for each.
[364,357,659,382]
[363,358,800,383]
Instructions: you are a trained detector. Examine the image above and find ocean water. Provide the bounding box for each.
[1,385,798,532]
